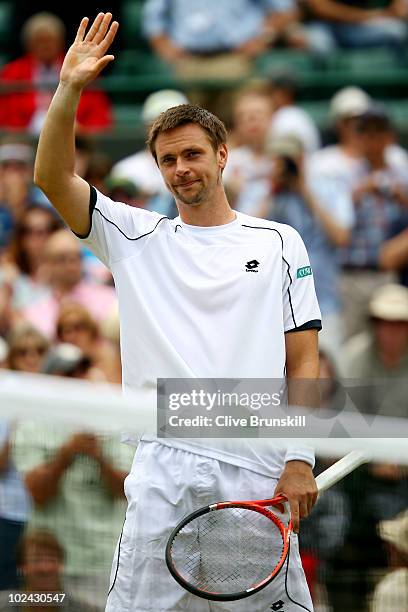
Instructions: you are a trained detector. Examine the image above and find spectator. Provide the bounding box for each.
[268,70,321,153]
[222,87,274,210]
[21,230,117,338]
[302,0,408,55]
[311,87,408,189]
[0,325,48,591]
[340,105,408,339]
[6,325,49,374]
[0,136,51,252]
[310,86,371,190]
[257,135,354,357]
[12,408,133,608]
[56,303,121,383]
[0,12,112,134]
[370,510,408,611]
[142,0,301,80]
[0,205,62,311]
[340,283,408,417]
[341,283,408,376]
[0,530,99,611]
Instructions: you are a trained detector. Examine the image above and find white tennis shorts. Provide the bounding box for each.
[105,441,314,612]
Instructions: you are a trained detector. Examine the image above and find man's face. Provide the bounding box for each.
[155,124,227,207]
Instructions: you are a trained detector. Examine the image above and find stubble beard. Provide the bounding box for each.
[174,181,207,207]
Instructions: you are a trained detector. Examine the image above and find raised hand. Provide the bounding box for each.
[59,433,104,465]
[60,13,119,90]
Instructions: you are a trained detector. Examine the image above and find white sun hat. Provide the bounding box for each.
[142,89,189,125]
[329,86,371,122]
[369,284,408,322]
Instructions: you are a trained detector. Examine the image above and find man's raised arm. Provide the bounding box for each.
[34,13,118,235]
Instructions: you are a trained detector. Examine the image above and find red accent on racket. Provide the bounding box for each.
[165,493,291,602]
[166,451,370,602]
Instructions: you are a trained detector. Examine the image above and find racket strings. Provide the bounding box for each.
[170,507,285,594]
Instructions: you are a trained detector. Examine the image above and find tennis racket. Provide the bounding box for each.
[165,450,368,602]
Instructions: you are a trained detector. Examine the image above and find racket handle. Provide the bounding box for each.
[315,450,369,492]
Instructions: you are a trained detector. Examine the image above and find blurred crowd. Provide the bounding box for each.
[0,5,407,612]
[142,0,408,81]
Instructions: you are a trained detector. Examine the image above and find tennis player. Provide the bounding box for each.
[34,13,322,612]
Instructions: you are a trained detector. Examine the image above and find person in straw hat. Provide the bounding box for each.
[370,509,408,611]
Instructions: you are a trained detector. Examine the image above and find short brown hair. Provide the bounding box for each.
[16,530,65,566]
[147,105,227,162]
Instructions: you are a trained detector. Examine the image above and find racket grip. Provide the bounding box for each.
[315,450,369,492]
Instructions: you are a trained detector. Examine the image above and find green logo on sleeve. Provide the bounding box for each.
[297,266,313,279]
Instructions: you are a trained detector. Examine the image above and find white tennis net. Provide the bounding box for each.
[1,370,407,463]
[0,371,407,612]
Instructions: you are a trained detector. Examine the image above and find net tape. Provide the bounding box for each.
[1,371,407,465]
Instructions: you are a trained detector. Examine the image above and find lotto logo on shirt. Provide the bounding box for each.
[296,266,313,279]
[270,600,285,610]
[245,259,260,272]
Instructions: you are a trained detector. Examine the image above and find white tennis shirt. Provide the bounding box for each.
[78,186,321,477]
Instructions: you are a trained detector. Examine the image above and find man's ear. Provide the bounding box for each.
[218,143,228,171]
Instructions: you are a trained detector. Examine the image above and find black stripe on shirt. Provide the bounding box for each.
[95,207,169,241]
[74,184,169,241]
[242,224,297,328]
